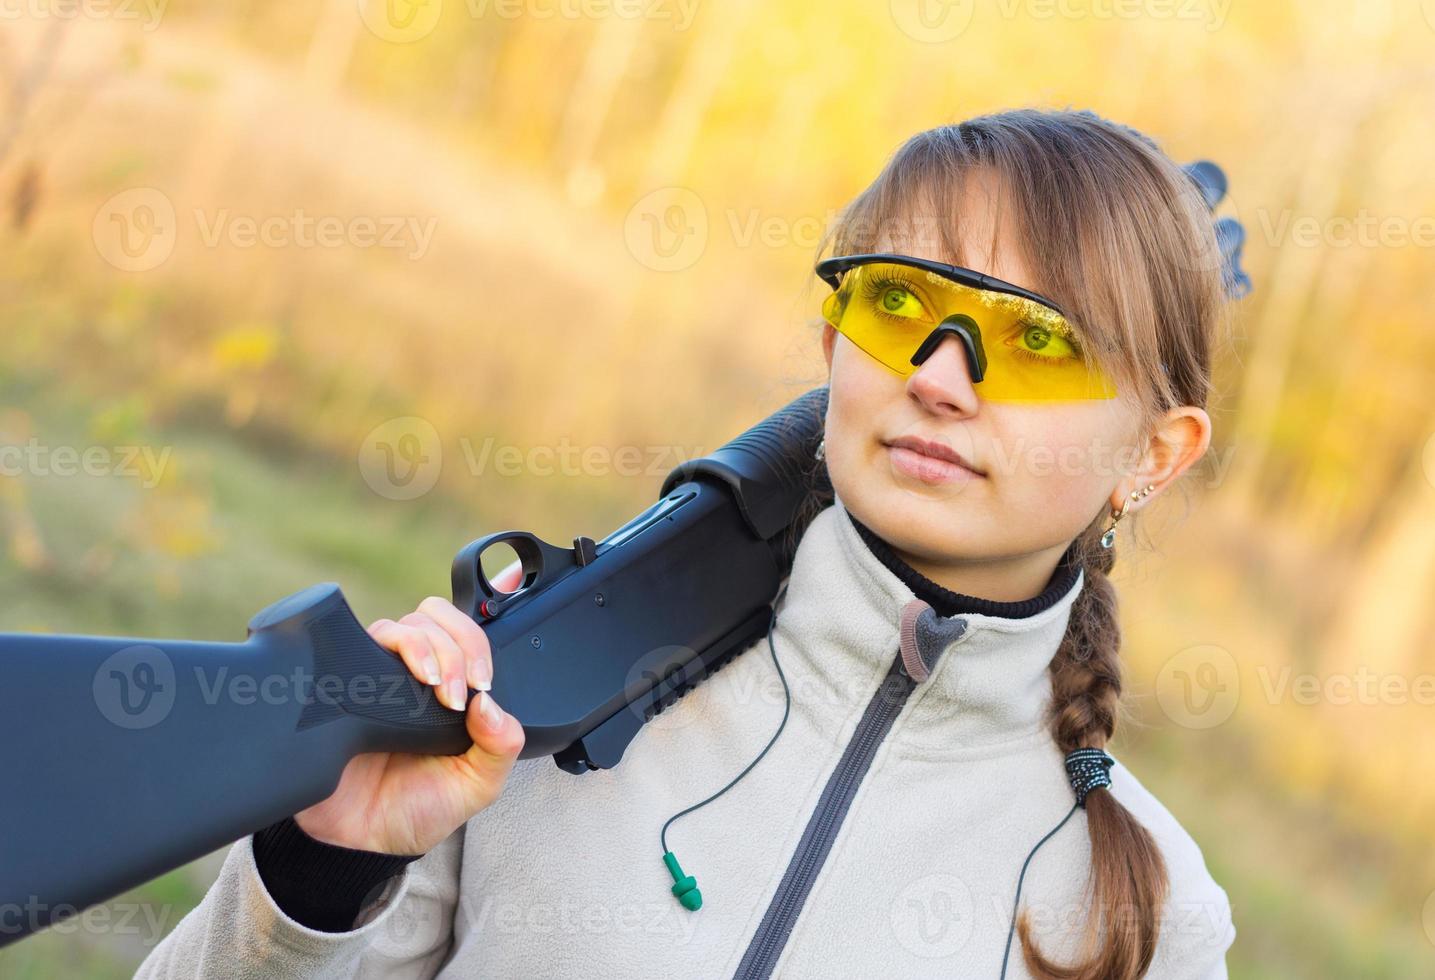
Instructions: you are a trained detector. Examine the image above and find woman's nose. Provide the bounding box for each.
[905,332,981,416]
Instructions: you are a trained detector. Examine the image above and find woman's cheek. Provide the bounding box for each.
[991,423,1110,528]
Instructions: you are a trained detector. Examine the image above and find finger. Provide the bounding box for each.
[368,619,442,688]
[418,595,493,693]
[492,560,524,594]
[400,611,468,711]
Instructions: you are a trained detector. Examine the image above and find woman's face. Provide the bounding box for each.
[820,171,1163,588]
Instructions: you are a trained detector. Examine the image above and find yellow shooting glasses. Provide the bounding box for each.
[816,253,1118,402]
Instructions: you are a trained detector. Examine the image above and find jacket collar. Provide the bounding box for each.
[774,493,1086,754]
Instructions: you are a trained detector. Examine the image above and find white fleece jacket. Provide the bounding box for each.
[134,496,1235,979]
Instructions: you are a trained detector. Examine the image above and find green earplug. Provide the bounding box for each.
[662,851,702,911]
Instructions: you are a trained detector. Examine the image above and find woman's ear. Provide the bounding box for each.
[1120,406,1213,510]
[822,321,837,371]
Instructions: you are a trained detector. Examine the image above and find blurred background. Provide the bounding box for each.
[2,0,1433,976]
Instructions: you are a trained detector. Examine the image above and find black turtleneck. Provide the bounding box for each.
[847,513,1082,619]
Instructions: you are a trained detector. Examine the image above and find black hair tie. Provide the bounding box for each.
[1065,747,1115,806]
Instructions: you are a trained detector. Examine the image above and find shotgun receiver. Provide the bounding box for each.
[0,385,829,947]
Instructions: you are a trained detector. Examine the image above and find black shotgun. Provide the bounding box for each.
[0,385,830,948]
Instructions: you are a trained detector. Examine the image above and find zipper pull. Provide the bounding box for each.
[899,598,934,683]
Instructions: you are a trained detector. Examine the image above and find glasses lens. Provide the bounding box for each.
[821,261,1116,401]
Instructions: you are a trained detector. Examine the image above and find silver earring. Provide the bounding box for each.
[814,437,826,461]
[1099,484,1156,549]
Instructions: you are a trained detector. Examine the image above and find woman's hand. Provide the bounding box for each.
[293,563,527,855]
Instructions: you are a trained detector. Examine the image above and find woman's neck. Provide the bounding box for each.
[846,514,1081,619]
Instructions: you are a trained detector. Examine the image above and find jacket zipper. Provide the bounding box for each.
[732,647,919,980]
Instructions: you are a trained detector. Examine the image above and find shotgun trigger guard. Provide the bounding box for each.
[450,531,576,621]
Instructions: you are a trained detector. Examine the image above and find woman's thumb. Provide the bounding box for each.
[457,691,525,792]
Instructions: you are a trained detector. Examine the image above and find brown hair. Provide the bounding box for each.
[797,108,1232,979]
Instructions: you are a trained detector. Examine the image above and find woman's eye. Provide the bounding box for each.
[1018,324,1080,360]
[878,286,923,318]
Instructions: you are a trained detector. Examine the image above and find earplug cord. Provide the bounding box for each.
[657,582,792,860]
[999,748,1115,979]
[998,800,1079,980]
[656,580,1117,962]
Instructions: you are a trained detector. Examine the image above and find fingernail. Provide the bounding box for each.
[447,679,467,710]
[478,691,503,732]
[424,659,442,686]
[468,662,492,693]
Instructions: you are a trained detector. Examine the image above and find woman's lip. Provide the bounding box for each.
[885,444,983,484]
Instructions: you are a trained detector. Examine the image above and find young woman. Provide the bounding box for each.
[137,108,1241,980]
